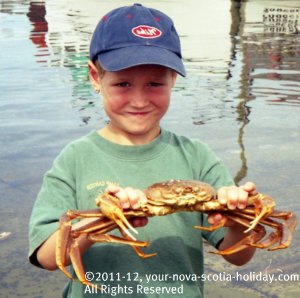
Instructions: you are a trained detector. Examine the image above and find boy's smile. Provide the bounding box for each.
[91,64,177,145]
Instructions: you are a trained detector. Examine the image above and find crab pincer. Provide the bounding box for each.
[96,193,138,240]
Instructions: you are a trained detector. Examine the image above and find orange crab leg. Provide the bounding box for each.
[72,217,116,237]
[249,210,297,250]
[69,231,150,290]
[118,228,157,259]
[269,210,297,232]
[89,232,149,247]
[69,238,100,289]
[284,211,297,232]
[56,209,107,280]
[245,194,275,232]
[193,217,227,232]
[211,215,266,255]
[97,194,139,239]
[268,213,297,250]
[131,245,157,259]
[212,225,266,255]
[195,214,266,255]
[251,230,281,249]
[56,213,73,280]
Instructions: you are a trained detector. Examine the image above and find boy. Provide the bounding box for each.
[29,4,256,297]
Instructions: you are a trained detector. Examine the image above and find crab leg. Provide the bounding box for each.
[211,215,266,255]
[69,230,150,289]
[212,225,266,255]
[89,232,149,247]
[251,229,281,249]
[56,213,73,280]
[222,210,296,251]
[193,217,227,232]
[56,209,108,280]
[268,213,297,250]
[249,210,297,250]
[130,244,157,259]
[118,228,157,259]
[245,194,275,232]
[72,217,116,237]
[69,238,100,289]
[269,210,297,232]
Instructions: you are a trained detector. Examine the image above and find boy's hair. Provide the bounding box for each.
[89,4,186,77]
[94,60,105,78]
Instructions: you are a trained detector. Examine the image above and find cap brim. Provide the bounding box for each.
[97,46,186,77]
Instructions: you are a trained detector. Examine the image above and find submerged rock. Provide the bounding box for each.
[0,232,11,240]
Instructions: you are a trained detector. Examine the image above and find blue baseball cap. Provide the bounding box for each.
[89,3,186,77]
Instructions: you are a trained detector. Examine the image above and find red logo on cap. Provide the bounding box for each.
[132,25,162,38]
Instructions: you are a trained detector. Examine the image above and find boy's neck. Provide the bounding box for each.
[98,126,161,146]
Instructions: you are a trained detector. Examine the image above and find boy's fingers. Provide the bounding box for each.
[127,189,147,209]
[130,217,148,227]
[242,182,257,195]
[217,187,227,205]
[106,184,121,194]
[227,187,238,210]
[137,189,147,204]
[110,187,147,210]
[105,185,130,208]
[114,188,130,209]
[237,187,248,209]
[218,184,258,210]
[208,213,223,225]
[124,187,140,209]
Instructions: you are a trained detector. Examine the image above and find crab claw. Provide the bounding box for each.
[244,194,275,232]
[96,193,138,240]
[267,210,297,250]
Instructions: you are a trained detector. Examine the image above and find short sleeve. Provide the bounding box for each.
[28,145,77,267]
[194,140,234,248]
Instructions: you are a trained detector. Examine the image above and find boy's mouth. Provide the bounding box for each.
[126,110,152,116]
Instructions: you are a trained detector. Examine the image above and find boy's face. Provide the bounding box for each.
[90,63,177,144]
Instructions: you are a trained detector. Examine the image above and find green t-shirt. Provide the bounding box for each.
[29,128,234,297]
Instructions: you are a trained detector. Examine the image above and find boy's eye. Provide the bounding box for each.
[116,82,130,87]
[148,82,163,87]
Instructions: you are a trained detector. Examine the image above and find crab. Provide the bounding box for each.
[56,180,297,287]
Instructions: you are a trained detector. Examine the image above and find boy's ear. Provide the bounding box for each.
[88,60,101,90]
[172,72,178,87]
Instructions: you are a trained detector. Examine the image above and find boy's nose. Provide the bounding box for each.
[130,89,149,108]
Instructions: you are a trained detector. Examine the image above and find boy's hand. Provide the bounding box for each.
[208,182,257,227]
[105,185,148,228]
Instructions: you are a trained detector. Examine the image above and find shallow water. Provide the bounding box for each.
[0,0,299,297]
